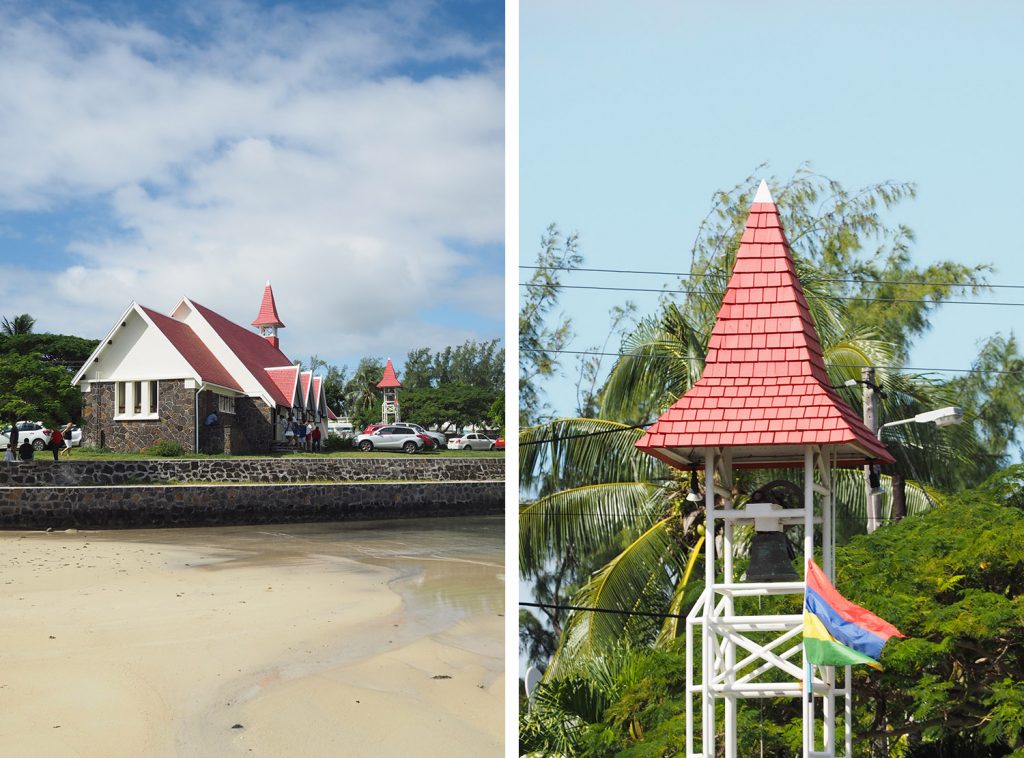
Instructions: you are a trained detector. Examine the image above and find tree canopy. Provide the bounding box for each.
[0,328,98,425]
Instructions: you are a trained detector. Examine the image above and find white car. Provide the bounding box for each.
[447,432,496,451]
[0,421,53,451]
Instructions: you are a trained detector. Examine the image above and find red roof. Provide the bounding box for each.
[327,406,338,420]
[376,358,402,388]
[251,282,285,328]
[189,300,294,407]
[299,371,312,407]
[140,306,242,392]
[265,366,300,408]
[636,182,894,469]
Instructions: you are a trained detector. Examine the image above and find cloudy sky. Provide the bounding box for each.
[0,0,504,374]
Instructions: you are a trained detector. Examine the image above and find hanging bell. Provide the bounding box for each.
[745,531,799,583]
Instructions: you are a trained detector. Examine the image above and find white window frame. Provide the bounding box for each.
[114,380,160,421]
[217,394,235,415]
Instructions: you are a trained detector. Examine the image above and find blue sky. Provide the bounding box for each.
[520,0,1024,418]
[0,0,504,377]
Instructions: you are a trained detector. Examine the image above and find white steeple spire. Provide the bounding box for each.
[753,179,774,204]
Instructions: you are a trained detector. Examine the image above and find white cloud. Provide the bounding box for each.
[0,1,504,366]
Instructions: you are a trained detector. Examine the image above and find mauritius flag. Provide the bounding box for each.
[803,560,904,670]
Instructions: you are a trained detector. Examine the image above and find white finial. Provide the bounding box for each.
[265,279,271,286]
[753,179,773,204]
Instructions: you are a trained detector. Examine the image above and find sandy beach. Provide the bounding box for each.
[0,518,503,757]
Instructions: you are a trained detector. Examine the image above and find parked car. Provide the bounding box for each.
[447,432,496,451]
[390,423,446,448]
[327,422,353,438]
[353,426,426,454]
[494,437,505,451]
[0,421,53,451]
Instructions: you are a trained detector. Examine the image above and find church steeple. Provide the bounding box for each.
[251,281,285,349]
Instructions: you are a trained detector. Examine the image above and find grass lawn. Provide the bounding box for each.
[64,447,504,462]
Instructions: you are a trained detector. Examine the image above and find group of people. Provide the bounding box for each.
[4,421,75,463]
[283,416,322,452]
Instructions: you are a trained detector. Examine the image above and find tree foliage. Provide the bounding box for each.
[0,327,98,425]
[520,224,582,425]
[1,313,36,336]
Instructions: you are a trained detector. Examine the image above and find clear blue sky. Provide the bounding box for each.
[0,0,504,378]
[520,0,1024,418]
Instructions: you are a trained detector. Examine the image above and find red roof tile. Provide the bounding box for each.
[636,183,894,468]
[376,358,402,389]
[190,300,294,407]
[251,282,285,328]
[140,306,242,392]
[299,371,312,407]
[265,366,299,407]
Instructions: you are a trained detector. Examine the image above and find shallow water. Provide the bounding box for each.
[84,515,504,662]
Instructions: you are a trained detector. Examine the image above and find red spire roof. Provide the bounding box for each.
[265,365,300,408]
[636,181,894,469]
[189,300,293,408]
[251,281,285,328]
[376,358,402,389]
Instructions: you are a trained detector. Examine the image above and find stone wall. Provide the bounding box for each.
[0,481,503,529]
[231,397,274,455]
[84,380,197,453]
[0,457,504,487]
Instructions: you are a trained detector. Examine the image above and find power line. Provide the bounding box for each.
[521,600,683,621]
[518,347,1024,376]
[520,264,1023,291]
[519,281,1024,308]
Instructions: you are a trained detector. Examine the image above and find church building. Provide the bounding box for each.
[72,283,328,454]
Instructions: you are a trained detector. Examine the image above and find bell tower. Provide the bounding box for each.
[377,358,402,423]
[251,281,285,350]
[636,181,894,757]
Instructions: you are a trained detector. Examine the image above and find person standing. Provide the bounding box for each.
[311,424,321,452]
[4,443,14,462]
[9,416,19,452]
[48,426,63,461]
[60,421,74,456]
[296,419,307,450]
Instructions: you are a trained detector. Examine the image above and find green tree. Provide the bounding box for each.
[340,357,385,430]
[0,352,84,424]
[1,313,36,336]
[519,224,582,425]
[400,383,498,433]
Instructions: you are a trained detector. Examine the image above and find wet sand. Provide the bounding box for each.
[0,517,503,757]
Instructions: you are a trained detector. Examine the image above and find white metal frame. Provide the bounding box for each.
[685,445,853,757]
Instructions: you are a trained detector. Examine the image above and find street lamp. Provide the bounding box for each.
[867,405,964,532]
[878,406,963,434]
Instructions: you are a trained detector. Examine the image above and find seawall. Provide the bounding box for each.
[0,458,505,530]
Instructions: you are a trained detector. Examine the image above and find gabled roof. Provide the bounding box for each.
[299,370,312,409]
[312,376,325,415]
[376,358,402,388]
[265,365,300,408]
[636,181,894,469]
[252,281,285,328]
[188,300,294,407]
[139,307,242,392]
[327,406,338,421]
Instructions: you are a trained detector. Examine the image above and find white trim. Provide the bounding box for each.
[71,301,139,385]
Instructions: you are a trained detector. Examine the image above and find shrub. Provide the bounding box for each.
[145,440,186,457]
[323,433,350,453]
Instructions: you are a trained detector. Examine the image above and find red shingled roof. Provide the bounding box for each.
[327,406,338,420]
[376,358,402,389]
[251,282,285,328]
[190,300,294,407]
[299,371,312,407]
[636,182,894,469]
[265,366,299,408]
[312,376,323,412]
[140,306,242,392]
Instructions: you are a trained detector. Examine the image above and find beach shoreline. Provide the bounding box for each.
[0,519,503,757]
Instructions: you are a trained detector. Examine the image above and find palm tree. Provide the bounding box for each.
[1,314,35,336]
[520,170,984,680]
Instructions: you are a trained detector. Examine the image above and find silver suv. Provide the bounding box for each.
[354,426,426,454]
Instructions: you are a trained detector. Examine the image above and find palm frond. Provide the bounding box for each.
[548,518,688,678]
[519,482,664,576]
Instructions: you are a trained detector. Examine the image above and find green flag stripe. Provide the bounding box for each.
[805,637,881,669]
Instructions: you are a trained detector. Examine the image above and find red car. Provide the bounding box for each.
[494,438,505,450]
